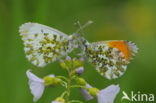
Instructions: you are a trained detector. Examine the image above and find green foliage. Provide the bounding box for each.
[0,0,156,103]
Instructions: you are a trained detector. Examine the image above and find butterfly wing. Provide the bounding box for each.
[84,40,138,79]
[19,23,75,67]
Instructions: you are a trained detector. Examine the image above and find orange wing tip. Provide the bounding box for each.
[107,41,138,60]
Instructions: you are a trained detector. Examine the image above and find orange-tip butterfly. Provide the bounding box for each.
[78,36,138,79]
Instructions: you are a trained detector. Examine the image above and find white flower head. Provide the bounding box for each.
[97,84,120,103]
[26,70,45,102]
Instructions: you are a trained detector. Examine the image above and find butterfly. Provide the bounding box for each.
[19,22,138,79]
[19,23,78,67]
[79,38,138,79]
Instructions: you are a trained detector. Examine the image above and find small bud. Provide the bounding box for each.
[76,67,84,75]
[60,61,68,69]
[60,56,84,70]
[76,78,86,86]
[51,97,65,103]
[72,59,84,69]
[87,88,99,96]
[56,97,65,102]
[43,76,61,87]
[59,56,72,70]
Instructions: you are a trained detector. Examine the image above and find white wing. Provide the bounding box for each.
[19,23,68,37]
[19,23,75,67]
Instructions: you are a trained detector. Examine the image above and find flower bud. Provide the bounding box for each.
[43,76,61,87]
[60,61,68,69]
[60,56,84,70]
[51,97,65,103]
[72,59,84,69]
[55,97,65,102]
[76,78,86,86]
[75,67,84,75]
[87,88,99,96]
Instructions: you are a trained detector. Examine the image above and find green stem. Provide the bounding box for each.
[65,69,72,103]
[69,100,84,103]
[70,85,86,89]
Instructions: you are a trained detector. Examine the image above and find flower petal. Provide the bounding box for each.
[97,84,120,103]
[26,70,45,102]
[51,101,61,103]
[26,70,43,82]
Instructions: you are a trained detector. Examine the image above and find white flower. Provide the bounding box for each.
[26,70,45,102]
[80,84,120,103]
[97,84,120,103]
[26,70,58,102]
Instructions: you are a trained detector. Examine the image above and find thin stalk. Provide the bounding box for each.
[65,69,73,103]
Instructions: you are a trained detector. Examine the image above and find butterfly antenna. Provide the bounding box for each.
[75,20,93,35]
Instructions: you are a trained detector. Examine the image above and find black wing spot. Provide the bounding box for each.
[41,29,44,33]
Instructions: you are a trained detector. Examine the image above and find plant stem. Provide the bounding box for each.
[65,69,72,103]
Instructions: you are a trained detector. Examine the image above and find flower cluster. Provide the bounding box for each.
[26,57,120,103]
[19,22,138,103]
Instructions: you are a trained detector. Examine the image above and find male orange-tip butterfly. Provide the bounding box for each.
[19,21,138,79]
[79,39,138,79]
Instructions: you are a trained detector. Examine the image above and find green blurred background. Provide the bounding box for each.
[0,0,156,103]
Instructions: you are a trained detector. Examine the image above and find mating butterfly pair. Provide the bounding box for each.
[19,22,138,80]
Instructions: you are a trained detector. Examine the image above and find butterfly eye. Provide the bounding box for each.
[19,23,77,67]
[84,41,138,79]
